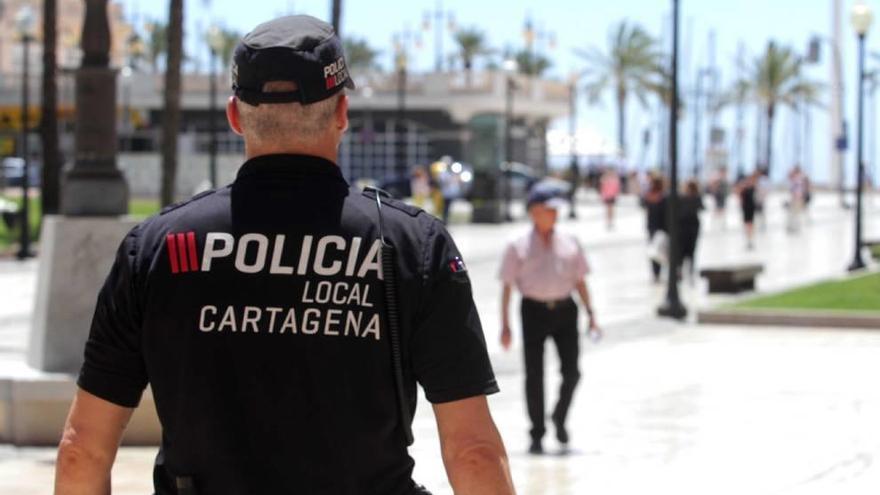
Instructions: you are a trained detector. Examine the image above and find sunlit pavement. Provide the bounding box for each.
[1,190,880,494]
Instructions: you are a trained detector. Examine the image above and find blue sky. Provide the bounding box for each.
[123,0,880,185]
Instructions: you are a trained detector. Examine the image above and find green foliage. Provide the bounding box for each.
[0,196,161,251]
[144,20,168,73]
[129,198,161,219]
[453,28,493,71]
[0,196,41,251]
[514,50,551,77]
[746,42,822,111]
[577,22,664,106]
[343,38,381,70]
[734,273,880,312]
[576,21,664,155]
[729,42,823,171]
[209,27,241,69]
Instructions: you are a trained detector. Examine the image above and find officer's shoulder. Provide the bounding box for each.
[160,188,221,216]
[359,187,425,218]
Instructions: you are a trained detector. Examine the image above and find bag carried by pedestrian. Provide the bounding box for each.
[648,231,669,265]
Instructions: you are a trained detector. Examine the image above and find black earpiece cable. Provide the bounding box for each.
[370,188,415,446]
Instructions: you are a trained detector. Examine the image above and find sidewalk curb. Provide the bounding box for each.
[697,309,880,330]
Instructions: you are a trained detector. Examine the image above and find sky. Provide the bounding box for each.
[122,0,880,185]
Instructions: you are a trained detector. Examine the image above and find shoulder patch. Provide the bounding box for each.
[361,187,423,217]
[447,256,467,273]
[160,189,218,216]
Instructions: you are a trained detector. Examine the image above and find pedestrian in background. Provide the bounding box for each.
[678,179,704,283]
[433,158,461,224]
[499,188,600,455]
[755,167,771,231]
[709,166,729,229]
[736,169,760,250]
[643,173,667,283]
[600,168,621,230]
[786,166,807,234]
[410,166,431,209]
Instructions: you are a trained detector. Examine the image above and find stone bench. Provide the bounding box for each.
[700,264,764,294]
[865,239,880,260]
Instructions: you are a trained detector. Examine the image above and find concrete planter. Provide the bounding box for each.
[0,374,161,446]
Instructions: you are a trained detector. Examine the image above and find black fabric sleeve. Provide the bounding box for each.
[77,229,148,408]
[411,220,499,404]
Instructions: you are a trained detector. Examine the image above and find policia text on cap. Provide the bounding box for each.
[53,15,515,495]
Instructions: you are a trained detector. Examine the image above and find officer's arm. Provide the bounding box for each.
[433,396,516,495]
[55,388,133,495]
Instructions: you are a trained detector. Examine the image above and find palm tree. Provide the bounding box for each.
[160,0,183,207]
[343,38,380,71]
[211,27,240,70]
[576,21,663,158]
[145,20,167,73]
[514,49,551,77]
[40,0,61,215]
[453,28,492,85]
[647,65,679,111]
[742,42,821,174]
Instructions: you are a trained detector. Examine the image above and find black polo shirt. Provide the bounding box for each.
[77,154,499,495]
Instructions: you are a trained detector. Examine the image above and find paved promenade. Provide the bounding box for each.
[1,191,879,494]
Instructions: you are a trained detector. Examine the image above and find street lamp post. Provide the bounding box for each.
[691,68,713,180]
[207,25,224,189]
[395,48,408,180]
[568,75,580,219]
[421,1,455,72]
[807,33,848,208]
[849,0,873,271]
[360,86,375,177]
[521,15,556,78]
[658,0,687,320]
[16,6,35,260]
[502,57,518,222]
[120,66,132,134]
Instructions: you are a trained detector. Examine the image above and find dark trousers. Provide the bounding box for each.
[521,298,581,441]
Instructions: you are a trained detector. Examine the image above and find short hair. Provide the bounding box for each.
[236,81,342,145]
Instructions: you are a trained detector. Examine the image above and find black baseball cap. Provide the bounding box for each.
[232,15,355,106]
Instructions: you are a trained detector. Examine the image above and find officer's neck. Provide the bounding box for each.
[245,142,339,165]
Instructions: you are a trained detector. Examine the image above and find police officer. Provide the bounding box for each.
[499,188,601,455]
[54,16,514,495]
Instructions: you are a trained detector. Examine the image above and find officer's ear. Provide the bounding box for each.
[335,93,349,132]
[227,96,244,136]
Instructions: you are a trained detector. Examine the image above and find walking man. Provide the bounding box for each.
[500,188,601,454]
[54,16,514,495]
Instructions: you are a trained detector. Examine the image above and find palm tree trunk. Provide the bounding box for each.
[765,104,775,175]
[464,59,473,87]
[616,89,627,158]
[160,0,183,207]
[40,0,61,215]
[331,0,342,36]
